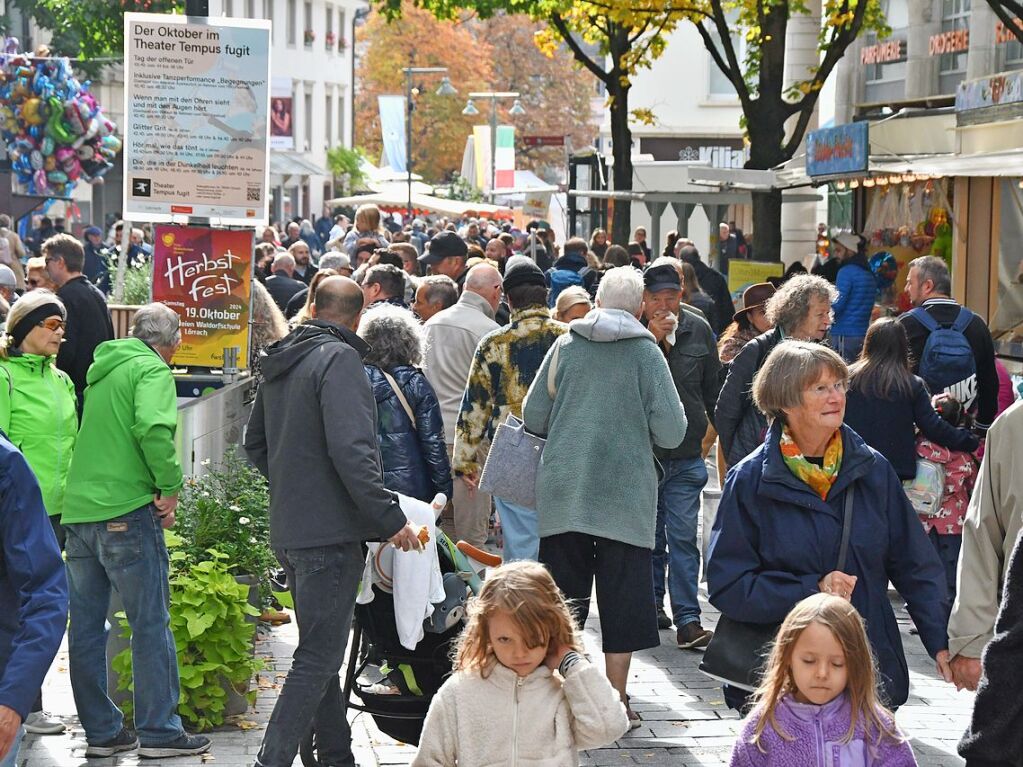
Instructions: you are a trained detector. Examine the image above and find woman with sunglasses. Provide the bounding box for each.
[0,289,77,735]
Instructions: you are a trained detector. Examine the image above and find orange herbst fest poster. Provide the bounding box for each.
[152,225,252,369]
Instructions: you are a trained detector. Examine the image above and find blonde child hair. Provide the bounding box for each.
[750,593,902,749]
[453,561,583,677]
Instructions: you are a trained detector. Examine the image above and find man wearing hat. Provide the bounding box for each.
[453,257,567,561]
[829,231,876,363]
[419,231,469,290]
[81,226,111,295]
[642,263,722,648]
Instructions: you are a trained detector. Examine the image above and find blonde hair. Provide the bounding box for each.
[454,562,582,676]
[355,204,382,234]
[554,286,592,321]
[749,594,902,750]
[1,288,65,358]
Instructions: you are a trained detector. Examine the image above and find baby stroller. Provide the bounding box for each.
[299,530,499,765]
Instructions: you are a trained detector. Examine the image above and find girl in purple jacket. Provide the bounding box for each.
[729,594,918,767]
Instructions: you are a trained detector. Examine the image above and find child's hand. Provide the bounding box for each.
[544,644,573,672]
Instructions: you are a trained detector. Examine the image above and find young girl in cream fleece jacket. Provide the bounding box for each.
[412,562,629,766]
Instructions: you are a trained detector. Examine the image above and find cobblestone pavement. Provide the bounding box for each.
[18,587,976,767]
[20,456,976,767]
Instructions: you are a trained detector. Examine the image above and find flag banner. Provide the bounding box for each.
[378,95,407,173]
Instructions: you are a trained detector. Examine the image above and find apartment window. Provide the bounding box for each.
[939,0,970,73]
[337,94,346,147]
[338,9,346,47]
[287,0,296,44]
[305,88,313,151]
[326,91,334,146]
[224,0,234,15]
[706,15,744,99]
[326,4,334,50]
[245,0,257,18]
[266,0,275,41]
[864,0,907,82]
[304,2,313,39]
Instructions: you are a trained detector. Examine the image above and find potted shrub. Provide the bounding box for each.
[174,446,277,609]
[325,31,336,51]
[304,28,316,46]
[113,541,264,730]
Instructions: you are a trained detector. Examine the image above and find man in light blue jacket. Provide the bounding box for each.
[523,266,687,729]
[830,231,877,362]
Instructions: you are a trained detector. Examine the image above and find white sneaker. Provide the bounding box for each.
[24,711,66,735]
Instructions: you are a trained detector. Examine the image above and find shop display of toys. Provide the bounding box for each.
[0,38,121,197]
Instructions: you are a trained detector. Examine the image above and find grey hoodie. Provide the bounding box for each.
[570,307,656,344]
[244,320,406,550]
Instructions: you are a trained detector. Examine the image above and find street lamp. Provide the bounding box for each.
[402,65,457,222]
[463,92,525,203]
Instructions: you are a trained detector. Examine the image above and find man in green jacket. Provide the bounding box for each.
[62,303,211,760]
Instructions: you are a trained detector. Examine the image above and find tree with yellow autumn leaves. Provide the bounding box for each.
[377,0,887,255]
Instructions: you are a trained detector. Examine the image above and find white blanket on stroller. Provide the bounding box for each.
[357,493,445,651]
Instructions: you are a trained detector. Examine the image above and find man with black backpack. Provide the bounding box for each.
[899,256,998,433]
[545,237,598,308]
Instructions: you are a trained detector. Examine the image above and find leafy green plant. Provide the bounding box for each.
[174,447,277,607]
[104,251,152,306]
[113,542,264,732]
[327,145,368,194]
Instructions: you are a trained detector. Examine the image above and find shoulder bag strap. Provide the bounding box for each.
[836,484,855,572]
[381,370,416,430]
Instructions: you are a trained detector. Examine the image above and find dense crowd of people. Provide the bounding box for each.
[0,206,1020,767]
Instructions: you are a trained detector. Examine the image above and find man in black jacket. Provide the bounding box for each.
[244,276,421,767]
[676,244,734,335]
[44,234,114,414]
[264,253,306,313]
[900,255,997,432]
[643,264,722,649]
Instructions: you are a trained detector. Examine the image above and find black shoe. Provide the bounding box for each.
[656,606,672,630]
[138,733,212,759]
[85,727,139,757]
[677,623,714,650]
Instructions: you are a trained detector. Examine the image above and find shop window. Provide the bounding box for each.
[939,0,970,74]
[991,179,1023,347]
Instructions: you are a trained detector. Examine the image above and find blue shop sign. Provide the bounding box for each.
[806,122,869,177]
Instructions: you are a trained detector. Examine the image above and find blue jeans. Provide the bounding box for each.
[65,504,184,747]
[652,457,708,628]
[255,543,363,767]
[832,335,864,363]
[494,497,539,562]
[0,727,23,767]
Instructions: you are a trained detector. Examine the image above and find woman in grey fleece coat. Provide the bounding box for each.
[523,266,687,726]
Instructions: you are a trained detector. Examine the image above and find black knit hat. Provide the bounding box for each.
[502,256,546,291]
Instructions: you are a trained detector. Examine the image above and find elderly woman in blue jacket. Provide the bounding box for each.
[707,340,952,710]
[358,304,452,503]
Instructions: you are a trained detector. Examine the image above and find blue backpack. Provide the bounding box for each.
[910,306,976,397]
[547,267,591,308]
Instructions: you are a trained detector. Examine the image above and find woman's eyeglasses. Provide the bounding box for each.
[39,318,66,332]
